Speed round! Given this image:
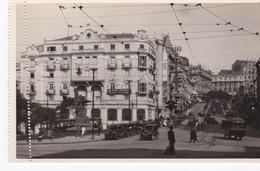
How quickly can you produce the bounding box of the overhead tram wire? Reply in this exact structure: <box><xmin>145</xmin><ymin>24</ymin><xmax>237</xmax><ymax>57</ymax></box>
<box><xmin>54</xmin><ymin>4</ymin><xmax>72</xmax><ymax>54</ymax></box>
<box><xmin>17</xmin><ymin>4</ymin><xmax>240</xmax><ymax>20</ymax></box>
<box><xmin>198</xmin><ymin>3</ymin><xmax>259</xmax><ymax>36</ymax></box>
<box><xmin>170</xmin><ymin>3</ymin><xmax>196</xmax><ymax>64</ymax></box>
<box><xmin>72</xmin><ymin>3</ymin><xmax>140</xmax><ymax>53</ymax></box>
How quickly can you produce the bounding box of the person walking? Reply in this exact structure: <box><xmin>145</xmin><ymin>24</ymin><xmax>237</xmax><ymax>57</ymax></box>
<box><xmin>190</xmin><ymin>127</ymin><xmax>197</xmax><ymax>143</ymax></box>
<box><xmin>164</xmin><ymin>125</ymin><xmax>176</xmax><ymax>155</ymax></box>
<box><xmin>75</xmin><ymin>125</ymin><xmax>81</xmax><ymax>137</ymax></box>
<box><xmin>81</xmin><ymin>126</ymin><xmax>86</xmax><ymax>138</ymax></box>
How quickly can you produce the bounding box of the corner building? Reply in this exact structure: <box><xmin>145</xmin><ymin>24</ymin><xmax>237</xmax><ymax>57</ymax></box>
<box><xmin>20</xmin><ymin>29</ymin><xmax>157</xmax><ymax>128</ymax></box>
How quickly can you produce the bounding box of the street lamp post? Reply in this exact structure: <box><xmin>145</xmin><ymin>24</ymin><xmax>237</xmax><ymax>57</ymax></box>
<box><xmin>90</xmin><ymin>68</ymin><xmax>97</xmax><ymax>139</ymax></box>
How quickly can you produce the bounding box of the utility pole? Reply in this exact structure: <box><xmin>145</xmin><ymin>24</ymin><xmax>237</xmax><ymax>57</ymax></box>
<box><xmin>90</xmin><ymin>68</ymin><xmax>97</xmax><ymax>139</ymax></box>
<box><xmin>128</xmin><ymin>80</ymin><xmax>132</xmax><ymax>122</ymax></box>
<box><xmin>255</xmin><ymin>58</ymin><xmax>260</xmax><ymax>129</ymax></box>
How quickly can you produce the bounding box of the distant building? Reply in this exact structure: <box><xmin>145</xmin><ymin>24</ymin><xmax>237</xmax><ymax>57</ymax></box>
<box><xmin>16</xmin><ymin>62</ymin><xmax>21</xmax><ymax>91</ymax></box>
<box><xmin>189</xmin><ymin>65</ymin><xmax>213</xmax><ymax>96</ymax></box>
<box><xmin>19</xmin><ymin>29</ymin><xmax>157</xmax><ymax>127</ymax></box>
<box><xmin>211</xmin><ymin>60</ymin><xmax>257</xmax><ymax>95</ymax></box>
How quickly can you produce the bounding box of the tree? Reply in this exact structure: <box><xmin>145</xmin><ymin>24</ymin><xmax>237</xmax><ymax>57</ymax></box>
<box><xmin>206</xmin><ymin>90</ymin><xmax>232</xmax><ymax>101</ymax></box>
<box><xmin>56</xmin><ymin>97</ymin><xmax>75</xmax><ymax>119</ymax></box>
<box><xmin>16</xmin><ymin>89</ymin><xmax>27</xmax><ymax>132</ymax></box>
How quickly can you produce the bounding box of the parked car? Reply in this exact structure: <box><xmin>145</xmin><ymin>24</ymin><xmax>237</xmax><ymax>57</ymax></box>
<box><xmin>224</xmin><ymin>118</ymin><xmax>246</xmax><ymax>140</ymax></box>
<box><xmin>221</xmin><ymin>117</ymin><xmax>233</xmax><ymax>129</ymax></box>
<box><xmin>207</xmin><ymin>116</ymin><xmax>218</xmax><ymax>124</ymax></box>
<box><xmin>140</xmin><ymin>124</ymin><xmax>159</xmax><ymax>140</ymax></box>
<box><xmin>104</xmin><ymin>124</ymin><xmax>124</xmax><ymax>140</ymax></box>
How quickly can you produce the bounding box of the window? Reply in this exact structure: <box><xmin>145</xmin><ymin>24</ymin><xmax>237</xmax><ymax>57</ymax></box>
<box><xmin>110</xmin><ymin>56</ymin><xmax>116</xmax><ymax>63</ymax></box>
<box><xmin>110</xmin><ymin>83</ymin><xmax>115</xmax><ymax>90</ymax></box>
<box><xmin>110</xmin><ymin>71</ymin><xmax>115</xmax><ymax>77</ymax></box>
<box><xmin>30</xmin><ymin>84</ymin><xmax>35</xmax><ymax>92</ymax></box>
<box><xmin>125</xmin><ymin>44</ymin><xmax>130</xmax><ymax>49</ymax></box>
<box><xmin>138</xmin><ymin>83</ymin><xmax>147</xmax><ymax>93</ymax></box>
<box><xmin>110</xmin><ymin>44</ymin><xmax>115</xmax><ymax>50</ymax></box>
<box><xmin>30</xmin><ymin>72</ymin><xmax>34</xmax><ymax>79</ymax></box>
<box><xmin>63</xmin><ymin>84</ymin><xmax>68</xmax><ymax>90</ymax></box>
<box><xmin>122</xmin><ymin>109</ymin><xmax>131</xmax><ymax>121</ymax></box>
<box><xmin>49</xmin><ymin>95</ymin><xmax>54</xmax><ymax>101</ymax></box>
<box><xmin>94</xmin><ymin>45</ymin><xmax>99</xmax><ymax>50</ymax></box>
<box><xmin>92</xmin><ymin>56</ymin><xmax>97</xmax><ymax>64</ymax></box>
<box><xmin>138</xmin><ymin>56</ymin><xmax>147</xmax><ymax>67</ymax></box>
<box><xmin>79</xmin><ymin>45</ymin><xmax>84</xmax><ymax>50</ymax></box>
<box><xmin>85</xmin><ymin>56</ymin><xmax>90</xmax><ymax>65</ymax></box>
<box><xmin>47</xmin><ymin>46</ymin><xmax>56</xmax><ymax>52</ymax></box>
<box><xmin>140</xmin><ymin>44</ymin><xmax>144</xmax><ymax>49</ymax></box>
<box><xmin>91</xmin><ymin>109</ymin><xmax>101</xmax><ymax>118</ymax></box>
<box><xmin>124</xmin><ymin>95</ymin><xmax>129</xmax><ymax>100</ymax></box>
<box><xmin>125</xmin><ymin>70</ymin><xmax>130</xmax><ymax>76</ymax></box>
<box><xmin>137</xmin><ymin>109</ymin><xmax>145</xmax><ymax>121</ymax></box>
<box><xmin>63</xmin><ymin>46</ymin><xmax>68</xmax><ymax>51</ymax></box>
<box><xmin>108</xmin><ymin>109</ymin><xmax>117</xmax><ymax>121</ymax></box>
<box><xmin>49</xmin><ymin>57</ymin><xmax>54</xmax><ymax>61</ymax></box>
<box><xmin>125</xmin><ymin>82</ymin><xmax>129</xmax><ymax>89</ymax></box>
<box><xmin>49</xmin><ymin>84</ymin><xmax>54</xmax><ymax>90</ymax></box>
<box><xmin>50</xmin><ymin>72</ymin><xmax>54</xmax><ymax>78</ymax></box>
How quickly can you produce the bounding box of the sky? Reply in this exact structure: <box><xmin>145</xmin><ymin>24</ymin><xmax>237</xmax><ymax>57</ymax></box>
<box><xmin>16</xmin><ymin>3</ymin><xmax>260</xmax><ymax>74</ymax></box>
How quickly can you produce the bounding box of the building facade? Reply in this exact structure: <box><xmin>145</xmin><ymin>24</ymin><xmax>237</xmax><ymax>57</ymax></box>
<box><xmin>19</xmin><ymin>29</ymin><xmax>157</xmax><ymax>127</ymax></box>
<box><xmin>211</xmin><ymin>60</ymin><xmax>257</xmax><ymax>95</ymax></box>
<box><xmin>189</xmin><ymin>65</ymin><xmax>213</xmax><ymax>96</ymax></box>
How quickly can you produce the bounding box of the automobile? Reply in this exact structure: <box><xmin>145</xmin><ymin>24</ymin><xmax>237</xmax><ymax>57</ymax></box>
<box><xmin>188</xmin><ymin>116</ymin><xmax>196</xmax><ymax>127</ymax></box>
<box><xmin>207</xmin><ymin>116</ymin><xmax>218</xmax><ymax>124</ymax></box>
<box><xmin>140</xmin><ymin>124</ymin><xmax>159</xmax><ymax>140</ymax></box>
<box><xmin>104</xmin><ymin>124</ymin><xmax>124</xmax><ymax>140</ymax></box>
<box><xmin>121</xmin><ymin>123</ymin><xmax>133</xmax><ymax>137</ymax></box>
<box><xmin>221</xmin><ymin>117</ymin><xmax>233</xmax><ymax>129</ymax></box>
<box><xmin>224</xmin><ymin>118</ymin><xmax>246</xmax><ymax>140</ymax></box>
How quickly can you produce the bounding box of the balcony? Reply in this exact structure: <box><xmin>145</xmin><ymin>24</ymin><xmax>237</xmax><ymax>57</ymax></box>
<box><xmin>60</xmin><ymin>89</ymin><xmax>69</xmax><ymax>95</ymax></box>
<box><xmin>46</xmin><ymin>63</ymin><xmax>56</xmax><ymax>71</ymax></box>
<box><xmin>29</xmin><ymin>90</ymin><xmax>36</xmax><ymax>95</ymax></box>
<box><xmin>60</xmin><ymin>63</ymin><xmax>69</xmax><ymax>70</ymax></box>
<box><xmin>72</xmin><ymin>48</ymin><xmax>104</xmax><ymax>53</ymax></box>
<box><xmin>138</xmin><ymin>48</ymin><xmax>147</xmax><ymax>52</ymax></box>
<box><xmin>46</xmin><ymin>89</ymin><xmax>55</xmax><ymax>95</ymax></box>
<box><xmin>122</xmin><ymin>63</ymin><xmax>132</xmax><ymax>69</ymax></box>
<box><xmin>107</xmin><ymin>62</ymin><xmax>117</xmax><ymax>70</ymax></box>
<box><xmin>138</xmin><ymin>65</ymin><xmax>147</xmax><ymax>70</ymax></box>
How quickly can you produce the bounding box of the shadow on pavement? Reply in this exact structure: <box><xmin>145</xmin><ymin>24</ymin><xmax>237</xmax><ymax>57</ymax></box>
<box><xmin>33</xmin><ymin>147</ymin><xmax>260</xmax><ymax>159</ymax></box>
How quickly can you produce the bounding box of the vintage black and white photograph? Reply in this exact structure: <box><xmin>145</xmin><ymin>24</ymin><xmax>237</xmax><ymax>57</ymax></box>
<box><xmin>14</xmin><ymin>1</ymin><xmax>260</xmax><ymax>159</ymax></box>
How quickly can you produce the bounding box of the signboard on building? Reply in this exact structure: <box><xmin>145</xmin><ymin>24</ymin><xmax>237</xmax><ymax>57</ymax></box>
<box><xmin>162</xmin><ymin>47</ymin><xmax>168</xmax><ymax>82</ymax></box>
<box><xmin>107</xmin><ymin>89</ymin><xmax>131</xmax><ymax>95</ymax></box>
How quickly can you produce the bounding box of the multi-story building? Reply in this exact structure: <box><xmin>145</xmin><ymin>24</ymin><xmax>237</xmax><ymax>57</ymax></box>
<box><xmin>19</xmin><ymin>29</ymin><xmax>157</xmax><ymax>128</ymax></box>
<box><xmin>16</xmin><ymin>62</ymin><xmax>21</xmax><ymax>91</ymax></box>
<box><xmin>211</xmin><ymin>60</ymin><xmax>257</xmax><ymax>95</ymax></box>
<box><xmin>189</xmin><ymin>65</ymin><xmax>213</xmax><ymax>96</ymax></box>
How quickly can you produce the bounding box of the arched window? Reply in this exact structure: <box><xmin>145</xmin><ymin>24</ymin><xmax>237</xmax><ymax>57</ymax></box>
<box><xmin>137</xmin><ymin>109</ymin><xmax>145</xmax><ymax>121</ymax></box>
<box><xmin>108</xmin><ymin>109</ymin><xmax>117</xmax><ymax>121</ymax></box>
<box><xmin>122</xmin><ymin>109</ymin><xmax>132</xmax><ymax>121</ymax></box>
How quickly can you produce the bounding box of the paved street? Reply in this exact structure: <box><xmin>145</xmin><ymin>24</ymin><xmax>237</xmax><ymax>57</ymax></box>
<box><xmin>17</xmin><ymin>103</ymin><xmax>260</xmax><ymax>158</ymax></box>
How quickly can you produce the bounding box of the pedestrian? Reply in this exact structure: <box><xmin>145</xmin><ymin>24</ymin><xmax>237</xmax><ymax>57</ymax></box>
<box><xmin>81</xmin><ymin>126</ymin><xmax>86</xmax><ymax>138</ymax></box>
<box><xmin>38</xmin><ymin>128</ymin><xmax>44</xmax><ymax>142</ymax></box>
<box><xmin>190</xmin><ymin>127</ymin><xmax>197</xmax><ymax>143</ymax></box>
<box><xmin>164</xmin><ymin>125</ymin><xmax>176</xmax><ymax>155</ymax></box>
<box><xmin>76</xmin><ymin>125</ymin><xmax>81</xmax><ymax>137</ymax></box>
<box><xmin>97</xmin><ymin>122</ymin><xmax>101</xmax><ymax>136</ymax></box>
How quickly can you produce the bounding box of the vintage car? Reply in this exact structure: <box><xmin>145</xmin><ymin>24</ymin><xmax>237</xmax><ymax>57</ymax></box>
<box><xmin>207</xmin><ymin>116</ymin><xmax>218</xmax><ymax>124</ymax></box>
<box><xmin>188</xmin><ymin>116</ymin><xmax>196</xmax><ymax>127</ymax></box>
<box><xmin>140</xmin><ymin>124</ymin><xmax>159</xmax><ymax>140</ymax></box>
<box><xmin>224</xmin><ymin>118</ymin><xmax>246</xmax><ymax>140</ymax></box>
<box><xmin>221</xmin><ymin>117</ymin><xmax>233</xmax><ymax>129</ymax></box>
<box><xmin>104</xmin><ymin>124</ymin><xmax>124</xmax><ymax>140</ymax></box>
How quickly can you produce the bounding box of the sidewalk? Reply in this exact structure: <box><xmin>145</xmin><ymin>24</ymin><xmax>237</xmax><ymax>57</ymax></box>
<box><xmin>17</xmin><ymin>134</ymin><xmax>105</xmax><ymax>145</ymax></box>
